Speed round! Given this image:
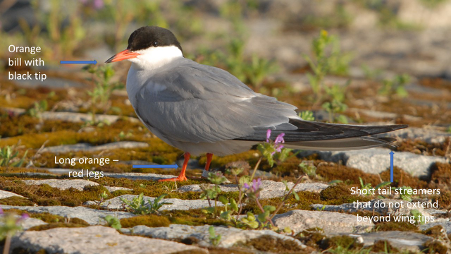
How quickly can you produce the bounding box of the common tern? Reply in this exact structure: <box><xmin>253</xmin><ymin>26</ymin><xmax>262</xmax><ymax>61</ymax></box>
<box><xmin>106</xmin><ymin>26</ymin><xmax>407</xmax><ymax>181</ymax></box>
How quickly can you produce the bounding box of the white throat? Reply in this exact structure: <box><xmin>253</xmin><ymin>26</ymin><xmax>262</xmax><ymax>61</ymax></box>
<box><xmin>128</xmin><ymin>45</ymin><xmax>183</xmax><ymax>71</ymax></box>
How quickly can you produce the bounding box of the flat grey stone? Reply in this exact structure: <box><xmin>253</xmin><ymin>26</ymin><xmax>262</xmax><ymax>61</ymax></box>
<box><xmin>272</xmin><ymin>210</ymin><xmax>374</xmax><ymax>235</ymax></box>
<box><xmin>299</xmin><ymin>148</ymin><xmax>447</xmax><ymax>179</ymax></box>
<box><xmin>11</xmin><ymin>226</ymin><xmax>206</xmax><ymax>254</ymax></box>
<box><xmin>1</xmin><ymin>205</ymin><xmax>134</xmax><ymax>225</ymax></box>
<box><xmin>420</xmin><ymin>221</ymin><xmax>451</xmax><ymax>234</ymax></box>
<box><xmin>127</xmin><ymin>224</ymin><xmax>305</xmax><ymax>249</ymax></box>
<box><xmin>22</xmin><ymin>179</ymin><xmax>131</xmax><ymax>193</ymax></box>
<box><xmin>259</xmin><ymin>181</ymin><xmax>328</xmax><ymax>199</ymax></box>
<box><xmin>357</xmin><ymin>231</ymin><xmax>433</xmax><ymax>252</ymax></box>
<box><xmin>0</xmin><ymin>215</ymin><xmax>47</xmax><ymax>230</ymax></box>
<box><xmin>0</xmin><ymin>190</ymin><xmax>25</xmax><ymax>199</ymax></box>
<box><xmin>20</xmin><ymin>217</ymin><xmax>47</xmax><ymax>230</ymax></box>
<box><xmin>311</xmin><ymin>199</ymin><xmax>433</xmax><ymax>219</ymax></box>
<box><xmin>1</xmin><ymin>107</ymin><xmax>139</xmax><ymax>123</ymax></box>
<box><xmin>23</xmin><ymin>179</ymin><xmax>98</xmax><ymax>191</ymax></box>
<box><xmin>100</xmin><ymin>194</ymin><xmax>214</xmax><ymax>211</ymax></box>
<box><xmin>177</xmin><ymin>184</ymin><xmax>238</xmax><ymax>193</ymax></box>
<box><xmin>178</xmin><ymin>180</ymin><xmax>328</xmax><ymax>200</ymax></box>
<box><xmin>104</xmin><ymin>186</ymin><xmax>132</xmax><ymax>192</ymax></box>
<box><xmin>41</xmin><ymin>141</ymin><xmax>149</xmax><ymax>154</ymax></box>
<box><xmin>25</xmin><ymin>169</ymin><xmax>178</xmax><ymax>181</ymax></box>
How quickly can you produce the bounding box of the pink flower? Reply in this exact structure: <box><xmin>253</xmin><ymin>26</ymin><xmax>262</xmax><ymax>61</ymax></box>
<box><xmin>93</xmin><ymin>0</ymin><xmax>104</xmax><ymax>9</ymax></box>
<box><xmin>275</xmin><ymin>133</ymin><xmax>285</xmax><ymax>144</ymax></box>
<box><xmin>244</xmin><ymin>178</ymin><xmax>262</xmax><ymax>192</ymax></box>
<box><xmin>266</xmin><ymin>129</ymin><xmax>271</xmax><ymax>143</ymax></box>
<box><xmin>265</xmin><ymin>129</ymin><xmax>286</xmax><ymax>155</ymax></box>
<box><xmin>19</xmin><ymin>213</ymin><xmax>29</xmax><ymax>221</ymax></box>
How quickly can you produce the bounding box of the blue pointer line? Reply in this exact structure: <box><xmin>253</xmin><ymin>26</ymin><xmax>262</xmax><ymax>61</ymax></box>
<box><xmin>133</xmin><ymin>164</ymin><xmax>178</xmax><ymax>169</ymax></box>
<box><xmin>390</xmin><ymin>151</ymin><xmax>394</xmax><ymax>182</ymax></box>
<box><xmin>60</xmin><ymin>60</ymin><xmax>97</xmax><ymax>64</ymax></box>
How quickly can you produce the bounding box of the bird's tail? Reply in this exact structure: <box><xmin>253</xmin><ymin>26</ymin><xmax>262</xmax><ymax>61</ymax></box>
<box><xmin>281</xmin><ymin>119</ymin><xmax>406</xmax><ymax>151</ymax></box>
<box><xmin>237</xmin><ymin>118</ymin><xmax>407</xmax><ymax>151</ymax></box>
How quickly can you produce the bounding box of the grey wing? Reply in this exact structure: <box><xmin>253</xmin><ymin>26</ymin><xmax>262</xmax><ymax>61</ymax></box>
<box><xmin>134</xmin><ymin>59</ymin><xmax>299</xmax><ymax>143</ymax></box>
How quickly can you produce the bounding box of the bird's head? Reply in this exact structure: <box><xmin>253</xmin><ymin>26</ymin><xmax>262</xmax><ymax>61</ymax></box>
<box><xmin>105</xmin><ymin>26</ymin><xmax>183</xmax><ymax>69</ymax></box>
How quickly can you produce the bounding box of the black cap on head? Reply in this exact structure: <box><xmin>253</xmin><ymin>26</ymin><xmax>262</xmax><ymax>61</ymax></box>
<box><xmin>127</xmin><ymin>26</ymin><xmax>183</xmax><ymax>53</ymax></box>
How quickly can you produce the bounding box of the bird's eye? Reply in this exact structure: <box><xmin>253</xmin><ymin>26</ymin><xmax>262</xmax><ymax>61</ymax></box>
<box><xmin>153</xmin><ymin>41</ymin><xmax>158</xmax><ymax>46</ymax></box>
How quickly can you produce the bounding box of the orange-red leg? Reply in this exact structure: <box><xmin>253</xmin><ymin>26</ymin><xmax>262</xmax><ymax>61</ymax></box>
<box><xmin>159</xmin><ymin>152</ymin><xmax>190</xmax><ymax>182</ymax></box>
<box><xmin>201</xmin><ymin>153</ymin><xmax>214</xmax><ymax>178</ymax></box>
<box><xmin>205</xmin><ymin>153</ymin><xmax>213</xmax><ymax>171</ymax></box>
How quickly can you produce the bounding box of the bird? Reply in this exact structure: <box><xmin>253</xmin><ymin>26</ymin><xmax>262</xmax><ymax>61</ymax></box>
<box><xmin>106</xmin><ymin>26</ymin><xmax>407</xmax><ymax>182</ymax></box>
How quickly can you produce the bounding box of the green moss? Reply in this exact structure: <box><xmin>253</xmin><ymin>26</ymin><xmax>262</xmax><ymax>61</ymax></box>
<box><xmin>320</xmin><ymin>184</ymin><xmax>371</xmax><ymax>204</ymax></box>
<box><xmin>370</xmin><ymin>240</ymin><xmax>398</xmax><ymax>253</ymax></box>
<box><xmin>0</xmin><ymin>178</ymin><xmax>109</xmax><ymax>206</ymax></box>
<box><xmin>243</xmin><ymin>191</ymin><xmax>321</xmax><ymax>215</ymax></box>
<box><xmin>243</xmin><ymin>235</ymin><xmax>307</xmax><ymax>253</ymax></box>
<box><xmin>319</xmin><ymin>235</ymin><xmax>363</xmax><ymax>250</ymax></box>
<box><xmin>0</xmin><ymin>196</ymin><xmax>35</xmax><ymax>206</ymax></box>
<box><xmin>11</xmin><ymin>247</ymin><xmax>49</xmax><ymax>254</ymax></box>
<box><xmin>28</xmin><ymin>222</ymin><xmax>88</xmax><ymax>231</ymax></box>
<box><xmin>30</xmin><ymin>213</ymin><xmax>64</xmax><ymax>223</ymax></box>
<box><xmin>265</xmin><ymin>156</ymin><xmax>302</xmax><ymax>177</ymax></box>
<box><xmin>0</xmin><ymin>113</ymin><xmax>39</xmax><ymax>137</ymax></box>
<box><xmin>436</xmin><ymin>191</ymin><xmax>451</xmax><ymax>209</ymax></box>
<box><xmin>205</xmin><ymin>247</ymin><xmax>253</xmax><ymax>254</ymax></box>
<box><xmin>375</xmin><ymin>221</ymin><xmax>418</xmax><ymax>232</ymax></box>
<box><xmin>120</xmin><ymin>214</ymin><xmax>170</xmax><ymax>228</ymax></box>
<box><xmin>380</xmin><ymin>167</ymin><xmax>428</xmax><ymax>189</ymax></box>
<box><xmin>422</xmin><ymin>225</ymin><xmax>446</xmax><ymax>238</ymax></box>
<box><xmin>163</xmin><ymin>209</ymin><xmax>229</xmax><ymax>227</ymax></box>
<box><xmin>92</xmin><ymin>176</ymin><xmax>237</xmax><ymax>200</ymax></box>
<box><xmin>295</xmin><ymin>228</ymin><xmax>326</xmax><ymax>248</ymax></box>
<box><xmin>423</xmin><ymin>240</ymin><xmax>448</xmax><ymax>254</ymax></box>
<box><xmin>316</xmin><ymin>163</ymin><xmax>381</xmax><ymax>186</ymax></box>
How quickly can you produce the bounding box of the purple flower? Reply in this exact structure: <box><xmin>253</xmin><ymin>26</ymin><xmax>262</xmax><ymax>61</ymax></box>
<box><xmin>19</xmin><ymin>213</ymin><xmax>29</xmax><ymax>221</ymax></box>
<box><xmin>93</xmin><ymin>0</ymin><xmax>104</xmax><ymax>9</ymax></box>
<box><xmin>275</xmin><ymin>133</ymin><xmax>285</xmax><ymax>144</ymax></box>
<box><xmin>244</xmin><ymin>178</ymin><xmax>262</xmax><ymax>192</ymax></box>
<box><xmin>0</xmin><ymin>206</ymin><xmax>3</xmax><ymax>215</ymax></box>
<box><xmin>80</xmin><ymin>0</ymin><xmax>104</xmax><ymax>10</ymax></box>
<box><xmin>251</xmin><ymin>178</ymin><xmax>262</xmax><ymax>191</ymax></box>
<box><xmin>265</xmin><ymin>129</ymin><xmax>286</xmax><ymax>155</ymax></box>
<box><xmin>266</xmin><ymin>129</ymin><xmax>271</xmax><ymax>143</ymax></box>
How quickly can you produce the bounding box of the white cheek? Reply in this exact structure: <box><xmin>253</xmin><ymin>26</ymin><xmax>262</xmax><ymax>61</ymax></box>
<box><xmin>129</xmin><ymin>46</ymin><xmax>183</xmax><ymax>70</ymax></box>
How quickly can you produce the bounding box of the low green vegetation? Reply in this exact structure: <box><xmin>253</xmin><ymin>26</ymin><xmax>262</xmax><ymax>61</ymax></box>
<box><xmin>0</xmin><ymin>145</ymin><xmax>28</xmax><ymax>167</ymax></box>
<box><xmin>208</xmin><ymin>226</ymin><xmax>221</xmax><ymax>246</ymax></box>
<box><xmin>303</xmin><ymin>30</ymin><xmax>352</xmax><ymax>123</ymax></box>
<box><xmin>120</xmin><ymin>193</ymin><xmax>170</xmax><ymax>215</ymax></box>
<box><xmin>200</xmin><ymin>132</ymin><xmax>302</xmax><ymax>230</ymax></box>
<box><xmin>83</xmin><ymin>65</ymin><xmax>124</xmax><ymax>124</ymax></box>
<box><xmin>378</xmin><ymin>74</ymin><xmax>410</xmax><ymax>99</ymax></box>
<box><xmin>299</xmin><ymin>111</ymin><xmax>315</xmax><ymax>121</ymax></box>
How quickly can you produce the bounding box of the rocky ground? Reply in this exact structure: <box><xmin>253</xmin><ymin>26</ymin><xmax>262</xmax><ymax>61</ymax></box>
<box><xmin>1</xmin><ymin>0</ymin><xmax>451</xmax><ymax>253</ymax></box>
